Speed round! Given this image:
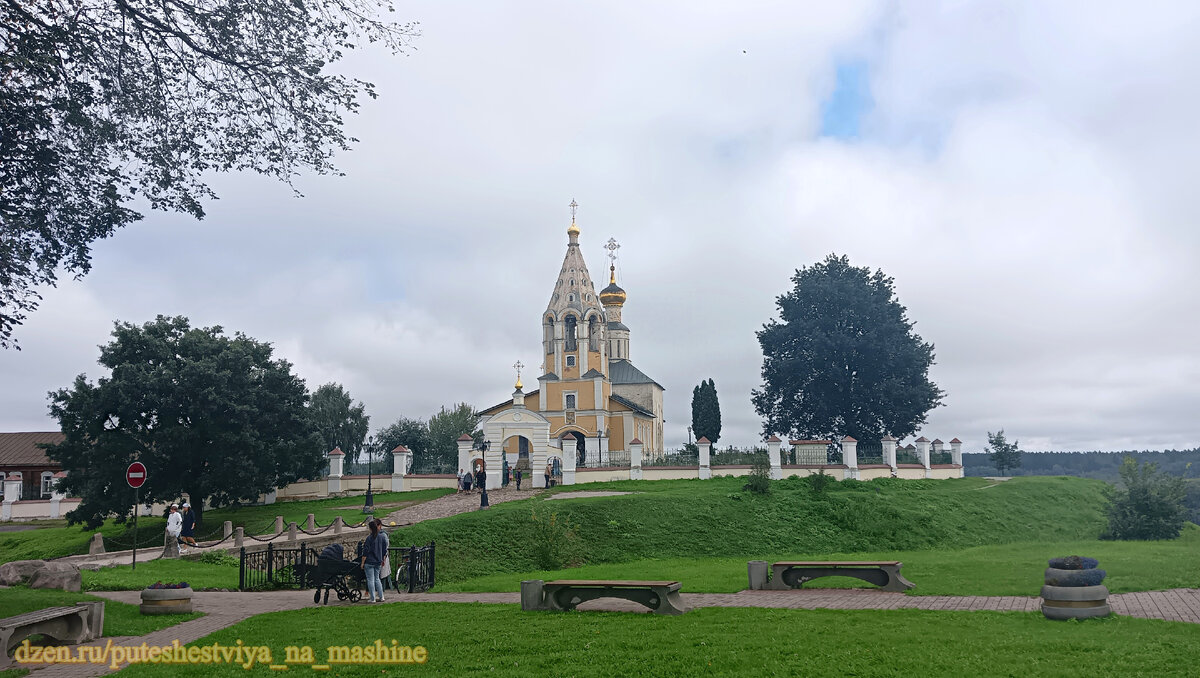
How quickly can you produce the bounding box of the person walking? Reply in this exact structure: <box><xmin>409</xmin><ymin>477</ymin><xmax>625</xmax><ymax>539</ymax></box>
<box><xmin>474</xmin><ymin>467</ymin><xmax>485</xmax><ymax>495</ymax></box>
<box><xmin>515</xmin><ymin>467</ymin><xmax>523</xmax><ymax>490</ymax></box>
<box><xmin>163</xmin><ymin>504</ymin><xmax>182</xmax><ymax>558</ymax></box>
<box><xmin>457</xmin><ymin>469</ymin><xmax>465</xmax><ymax>493</ymax></box>
<box><xmin>544</xmin><ymin>462</ymin><xmax>552</xmax><ymax>489</ymax></box>
<box><xmin>360</xmin><ymin>519</ymin><xmax>389</xmax><ymax>603</ymax></box>
<box><xmin>179</xmin><ymin>503</ymin><xmax>196</xmax><ymax>552</ymax></box>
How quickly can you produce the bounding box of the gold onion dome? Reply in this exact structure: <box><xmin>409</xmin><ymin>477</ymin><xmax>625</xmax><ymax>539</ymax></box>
<box><xmin>599</xmin><ymin>265</ymin><xmax>626</xmax><ymax>306</ymax></box>
<box><xmin>567</xmin><ymin>219</ymin><xmax>580</xmax><ymax>237</ymax></box>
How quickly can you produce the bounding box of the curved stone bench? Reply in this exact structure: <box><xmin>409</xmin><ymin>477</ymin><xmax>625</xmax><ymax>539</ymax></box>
<box><xmin>522</xmin><ymin>580</ymin><xmax>689</xmax><ymax>615</ymax></box>
<box><xmin>1</xmin><ymin>602</ymin><xmax>104</xmax><ymax>668</ymax></box>
<box><xmin>768</xmin><ymin>561</ymin><xmax>915</xmax><ymax>592</ymax></box>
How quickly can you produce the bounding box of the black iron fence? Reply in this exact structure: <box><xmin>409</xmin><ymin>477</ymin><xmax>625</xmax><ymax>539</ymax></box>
<box><xmin>643</xmin><ymin>449</ymin><xmax>699</xmax><ymax>467</ymax></box>
<box><xmin>785</xmin><ymin>443</ymin><xmax>842</xmax><ymax>465</ymax></box>
<box><xmin>930</xmin><ymin>451</ymin><xmax>953</xmax><ymax>465</ymax></box>
<box><xmin>855</xmin><ymin>440</ymin><xmax>884</xmax><ymax>465</ymax></box>
<box><xmin>896</xmin><ymin>448</ymin><xmax>921</xmax><ymax>465</ymax></box>
<box><xmin>577</xmin><ymin>449</ymin><xmax>631</xmax><ymax>469</ymax></box>
<box><xmin>710</xmin><ymin>448</ymin><xmax>769</xmax><ymax>466</ymax></box>
<box><xmin>239</xmin><ymin>540</ymin><xmax>436</xmax><ymax>593</ymax></box>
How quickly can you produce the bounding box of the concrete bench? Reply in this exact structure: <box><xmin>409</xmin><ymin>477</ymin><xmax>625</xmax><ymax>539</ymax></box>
<box><xmin>756</xmin><ymin>560</ymin><xmax>914</xmax><ymax>592</ymax></box>
<box><xmin>1</xmin><ymin>602</ymin><xmax>104</xmax><ymax>668</ymax></box>
<box><xmin>522</xmin><ymin>579</ymin><xmax>689</xmax><ymax>615</ymax></box>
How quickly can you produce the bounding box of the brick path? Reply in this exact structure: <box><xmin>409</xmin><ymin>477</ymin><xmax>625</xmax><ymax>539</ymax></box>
<box><xmin>19</xmin><ymin>587</ymin><xmax>1200</xmax><ymax>676</ymax></box>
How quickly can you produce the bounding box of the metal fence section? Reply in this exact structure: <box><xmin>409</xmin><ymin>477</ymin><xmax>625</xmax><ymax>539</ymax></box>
<box><xmin>643</xmin><ymin>449</ymin><xmax>699</xmax><ymax>467</ymax></box>
<box><xmin>410</xmin><ymin>458</ymin><xmax>456</xmax><ymax>475</ymax></box>
<box><xmin>239</xmin><ymin>540</ymin><xmax>436</xmax><ymax>592</ymax></box>
<box><xmin>896</xmin><ymin>448</ymin><xmax>921</xmax><ymax>465</ymax></box>
<box><xmin>930</xmin><ymin>451</ymin><xmax>953</xmax><ymax>465</ymax></box>
<box><xmin>389</xmin><ymin>542</ymin><xmax>436</xmax><ymax>593</ymax></box>
<box><xmin>786</xmin><ymin>443</ymin><xmax>842</xmax><ymax>465</ymax></box>
<box><xmin>238</xmin><ymin>543</ymin><xmax>316</xmax><ymax>591</ymax></box>
<box><xmin>710</xmin><ymin>448</ymin><xmax>769</xmax><ymax>466</ymax></box>
<box><xmin>576</xmin><ymin>449</ymin><xmax>631</xmax><ymax>469</ymax></box>
<box><xmin>855</xmin><ymin>440</ymin><xmax>884</xmax><ymax>465</ymax></box>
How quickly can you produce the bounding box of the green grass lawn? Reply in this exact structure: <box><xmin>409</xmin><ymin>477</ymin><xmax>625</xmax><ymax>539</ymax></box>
<box><xmin>0</xmin><ymin>587</ymin><xmax>201</xmax><ymax>636</ymax></box>
<box><xmin>0</xmin><ymin>487</ymin><xmax>454</xmax><ymax>564</ymax></box>
<box><xmin>112</xmin><ymin>602</ymin><xmax>1200</xmax><ymax>677</ymax></box>
<box><xmin>83</xmin><ymin>558</ymin><xmax>240</xmax><ymax>592</ymax></box>
<box><xmin>396</xmin><ymin>475</ymin><xmax>1113</xmax><ymax>584</ymax></box>
<box><xmin>442</xmin><ymin>523</ymin><xmax>1200</xmax><ymax>596</ymax></box>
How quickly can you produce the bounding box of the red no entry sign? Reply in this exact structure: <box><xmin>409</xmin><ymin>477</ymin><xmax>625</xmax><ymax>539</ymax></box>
<box><xmin>126</xmin><ymin>462</ymin><xmax>147</xmax><ymax>489</ymax></box>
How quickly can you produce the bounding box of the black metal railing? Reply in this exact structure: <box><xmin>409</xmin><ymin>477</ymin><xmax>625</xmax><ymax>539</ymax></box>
<box><xmin>410</xmin><ymin>459</ymin><xmax>456</xmax><ymax>475</ymax></box>
<box><xmin>390</xmin><ymin>542</ymin><xmax>436</xmax><ymax>593</ymax></box>
<box><xmin>930</xmin><ymin>451</ymin><xmax>953</xmax><ymax>465</ymax></box>
<box><xmin>855</xmin><ymin>440</ymin><xmax>884</xmax><ymax>465</ymax></box>
<box><xmin>238</xmin><ymin>542</ymin><xmax>317</xmax><ymax>591</ymax></box>
<box><xmin>643</xmin><ymin>449</ymin><xmax>699</xmax><ymax>467</ymax></box>
<box><xmin>896</xmin><ymin>448</ymin><xmax>921</xmax><ymax>465</ymax></box>
<box><xmin>786</xmin><ymin>443</ymin><xmax>841</xmax><ymax>465</ymax></box>
<box><xmin>239</xmin><ymin>540</ymin><xmax>436</xmax><ymax>593</ymax></box>
<box><xmin>710</xmin><ymin>448</ymin><xmax>769</xmax><ymax>466</ymax></box>
<box><xmin>576</xmin><ymin>449</ymin><xmax>631</xmax><ymax>468</ymax></box>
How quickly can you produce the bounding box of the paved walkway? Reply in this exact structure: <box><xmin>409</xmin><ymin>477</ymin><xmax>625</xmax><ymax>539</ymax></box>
<box><xmin>57</xmin><ymin>487</ymin><xmax>537</xmax><ymax>570</ymax></box>
<box><xmin>18</xmin><ymin>587</ymin><xmax>1200</xmax><ymax>676</ymax></box>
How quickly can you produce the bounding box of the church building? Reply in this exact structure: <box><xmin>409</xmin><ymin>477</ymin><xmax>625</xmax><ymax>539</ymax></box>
<box><xmin>474</xmin><ymin>206</ymin><xmax>664</xmax><ymax>486</ymax></box>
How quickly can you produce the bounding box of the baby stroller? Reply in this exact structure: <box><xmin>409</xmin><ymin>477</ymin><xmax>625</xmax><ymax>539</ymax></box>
<box><xmin>313</xmin><ymin>543</ymin><xmax>364</xmax><ymax>604</ymax></box>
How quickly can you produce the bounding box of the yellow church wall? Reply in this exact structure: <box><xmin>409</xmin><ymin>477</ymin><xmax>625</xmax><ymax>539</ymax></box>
<box><xmin>608</xmin><ymin>416</ymin><xmax>626</xmax><ymax>449</ymax></box>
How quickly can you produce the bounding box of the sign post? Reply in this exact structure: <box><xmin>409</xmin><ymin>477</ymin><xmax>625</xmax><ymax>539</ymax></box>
<box><xmin>126</xmin><ymin>462</ymin><xmax>147</xmax><ymax>570</ymax></box>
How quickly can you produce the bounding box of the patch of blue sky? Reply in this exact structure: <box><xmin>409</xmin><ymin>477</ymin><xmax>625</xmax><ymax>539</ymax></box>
<box><xmin>820</xmin><ymin>59</ymin><xmax>874</xmax><ymax>140</ymax></box>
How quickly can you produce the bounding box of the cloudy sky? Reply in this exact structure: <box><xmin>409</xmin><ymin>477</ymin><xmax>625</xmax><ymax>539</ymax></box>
<box><xmin>3</xmin><ymin>1</ymin><xmax>1199</xmax><ymax>453</ymax></box>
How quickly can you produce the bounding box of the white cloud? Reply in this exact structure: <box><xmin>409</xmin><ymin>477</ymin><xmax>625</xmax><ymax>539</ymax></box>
<box><xmin>3</xmin><ymin>1</ymin><xmax>1197</xmax><ymax>455</ymax></box>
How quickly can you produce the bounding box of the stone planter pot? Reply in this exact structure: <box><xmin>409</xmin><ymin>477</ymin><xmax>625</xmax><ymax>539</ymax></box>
<box><xmin>1041</xmin><ymin>584</ymin><xmax>1111</xmax><ymax>620</ymax></box>
<box><xmin>140</xmin><ymin>587</ymin><xmax>194</xmax><ymax>615</ymax></box>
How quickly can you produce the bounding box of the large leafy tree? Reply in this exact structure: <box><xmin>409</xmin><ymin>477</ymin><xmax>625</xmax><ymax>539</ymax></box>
<box><xmin>47</xmin><ymin>315</ymin><xmax>322</xmax><ymax>528</ymax></box>
<box><xmin>986</xmin><ymin>430</ymin><xmax>1023</xmax><ymax>476</ymax></box>
<box><xmin>0</xmin><ymin>0</ymin><xmax>417</xmax><ymax>348</ymax></box>
<box><xmin>426</xmin><ymin>403</ymin><xmax>480</xmax><ymax>468</ymax></box>
<box><xmin>752</xmin><ymin>254</ymin><xmax>944</xmax><ymax>443</ymax></box>
<box><xmin>376</xmin><ymin>416</ymin><xmax>430</xmax><ymax>463</ymax></box>
<box><xmin>309</xmin><ymin>383</ymin><xmax>370</xmax><ymax>464</ymax></box>
<box><xmin>690</xmin><ymin>378</ymin><xmax>722</xmax><ymax>444</ymax></box>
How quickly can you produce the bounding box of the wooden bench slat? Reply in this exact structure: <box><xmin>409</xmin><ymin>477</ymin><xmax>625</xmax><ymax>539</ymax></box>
<box><xmin>545</xmin><ymin>580</ymin><xmax>679</xmax><ymax>587</ymax></box>
<box><xmin>773</xmin><ymin>561</ymin><xmax>900</xmax><ymax>567</ymax></box>
<box><xmin>1</xmin><ymin>606</ymin><xmax>85</xmax><ymax>626</ymax></box>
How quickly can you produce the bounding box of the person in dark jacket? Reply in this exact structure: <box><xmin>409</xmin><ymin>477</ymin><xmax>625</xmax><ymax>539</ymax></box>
<box><xmin>179</xmin><ymin>503</ymin><xmax>196</xmax><ymax>552</ymax></box>
<box><xmin>360</xmin><ymin>520</ymin><xmax>389</xmax><ymax>603</ymax></box>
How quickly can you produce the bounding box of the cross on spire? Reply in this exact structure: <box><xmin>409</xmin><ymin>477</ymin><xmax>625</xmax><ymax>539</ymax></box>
<box><xmin>604</xmin><ymin>237</ymin><xmax>620</xmax><ymax>264</ymax></box>
<box><xmin>513</xmin><ymin>359</ymin><xmax>524</xmax><ymax>380</ymax></box>
<box><xmin>569</xmin><ymin>199</ymin><xmax>578</xmax><ymax>222</ymax></box>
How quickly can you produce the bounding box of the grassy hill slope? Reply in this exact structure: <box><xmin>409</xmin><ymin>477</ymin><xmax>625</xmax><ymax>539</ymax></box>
<box><xmin>397</xmin><ymin>475</ymin><xmax>1110</xmax><ymax>584</ymax></box>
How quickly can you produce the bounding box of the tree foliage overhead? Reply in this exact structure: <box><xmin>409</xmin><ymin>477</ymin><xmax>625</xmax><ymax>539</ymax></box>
<box><xmin>47</xmin><ymin>315</ymin><xmax>322</xmax><ymax>528</ymax></box>
<box><xmin>427</xmin><ymin>403</ymin><xmax>480</xmax><ymax>467</ymax></box>
<box><xmin>309</xmin><ymin>382</ymin><xmax>369</xmax><ymax>464</ymax></box>
<box><xmin>752</xmin><ymin>254</ymin><xmax>944</xmax><ymax>442</ymax></box>
<box><xmin>0</xmin><ymin>0</ymin><xmax>418</xmax><ymax>348</ymax></box>
<box><xmin>985</xmin><ymin>430</ymin><xmax>1023</xmax><ymax>477</ymax></box>
<box><xmin>690</xmin><ymin>378</ymin><xmax>722</xmax><ymax>444</ymax></box>
<box><xmin>1103</xmin><ymin>457</ymin><xmax>1189</xmax><ymax>540</ymax></box>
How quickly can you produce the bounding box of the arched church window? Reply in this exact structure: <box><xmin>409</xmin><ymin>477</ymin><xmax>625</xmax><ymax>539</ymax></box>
<box><xmin>570</xmin><ymin>279</ymin><xmax>575</xmax><ymax>286</ymax></box>
<box><xmin>568</xmin><ymin>294</ymin><xmax>575</xmax><ymax>303</ymax></box>
<box><xmin>545</xmin><ymin>317</ymin><xmax>555</xmax><ymax>345</ymax></box>
<box><xmin>588</xmin><ymin>316</ymin><xmax>599</xmax><ymax>351</ymax></box>
<box><xmin>564</xmin><ymin>315</ymin><xmax>577</xmax><ymax>351</ymax></box>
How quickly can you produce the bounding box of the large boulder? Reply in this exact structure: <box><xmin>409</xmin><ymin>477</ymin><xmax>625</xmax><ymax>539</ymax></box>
<box><xmin>0</xmin><ymin>559</ymin><xmax>46</xmax><ymax>585</ymax></box>
<box><xmin>28</xmin><ymin>561</ymin><xmax>83</xmax><ymax>592</ymax></box>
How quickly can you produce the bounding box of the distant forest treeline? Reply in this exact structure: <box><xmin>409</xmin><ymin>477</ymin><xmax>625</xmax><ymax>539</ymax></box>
<box><xmin>963</xmin><ymin>449</ymin><xmax>1200</xmax><ymax>480</ymax></box>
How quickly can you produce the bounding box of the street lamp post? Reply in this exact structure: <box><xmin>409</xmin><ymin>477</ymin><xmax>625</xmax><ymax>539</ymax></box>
<box><xmin>687</xmin><ymin>426</ymin><xmax>693</xmax><ymax>445</ymax></box>
<box><xmin>363</xmin><ymin>436</ymin><xmax>375</xmax><ymax>514</ymax></box>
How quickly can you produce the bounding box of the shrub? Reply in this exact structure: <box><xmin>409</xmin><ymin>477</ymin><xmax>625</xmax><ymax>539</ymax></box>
<box><xmin>806</xmin><ymin>469</ymin><xmax>835</xmax><ymax>494</ymax></box>
<box><xmin>529</xmin><ymin>509</ymin><xmax>577</xmax><ymax>570</ymax></box>
<box><xmin>199</xmin><ymin>550</ymin><xmax>239</xmax><ymax>567</ymax></box>
<box><xmin>1047</xmin><ymin>556</ymin><xmax>1099</xmax><ymax>570</ymax></box>
<box><xmin>743</xmin><ymin>456</ymin><xmax>771</xmax><ymax>495</ymax></box>
<box><xmin>1103</xmin><ymin>457</ymin><xmax>1188</xmax><ymax>540</ymax></box>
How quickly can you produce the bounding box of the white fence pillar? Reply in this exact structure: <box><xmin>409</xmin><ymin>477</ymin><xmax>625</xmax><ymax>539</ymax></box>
<box><xmin>49</xmin><ymin>472</ymin><xmax>68</xmax><ymax>518</ymax></box>
<box><xmin>767</xmin><ymin>436</ymin><xmax>782</xmax><ymax>480</ymax></box>
<box><xmin>456</xmin><ymin>436</ymin><xmax>475</xmax><ymax>478</ymax></box>
<box><xmin>916</xmin><ymin>437</ymin><xmax>932</xmax><ymax>478</ymax></box>
<box><xmin>629</xmin><ymin>439</ymin><xmax>644</xmax><ymax>480</ymax></box>
<box><xmin>391</xmin><ymin>444</ymin><xmax>410</xmax><ymax>492</ymax></box>
<box><xmin>697</xmin><ymin>437</ymin><xmax>712</xmax><ymax>480</ymax></box>
<box><xmin>2</xmin><ymin>473</ymin><xmax>22</xmax><ymax>520</ymax></box>
<box><xmin>327</xmin><ymin>447</ymin><xmax>345</xmax><ymax>494</ymax></box>
<box><xmin>882</xmin><ymin>436</ymin><xmax>898</xmax><ymax>470</ymax></box>
<box><xmin>950</xmin><ymin>438</ymin><xmax>963</xmax><ymax>466</ymax></box>
<box><xmin>841</xmin><ymin>436</ymin><xmax>859</xmax><ymax>480</ymax></box>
